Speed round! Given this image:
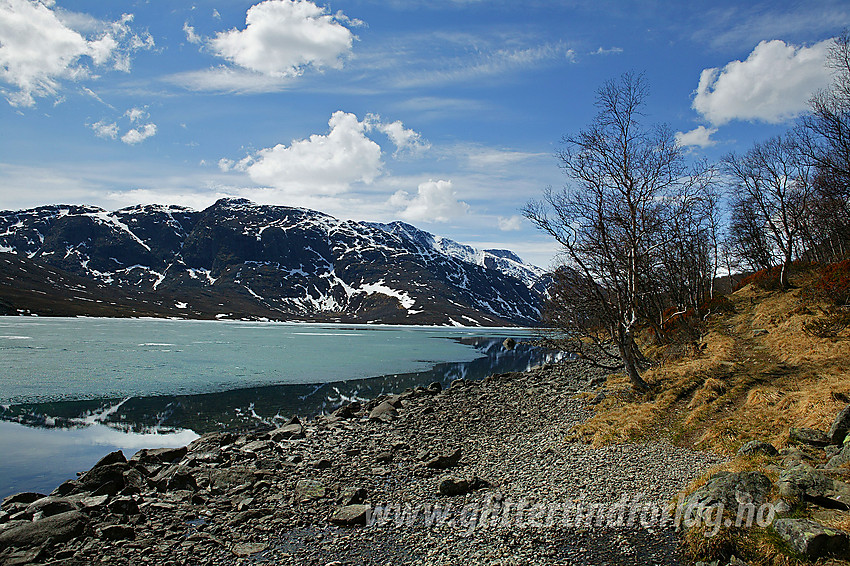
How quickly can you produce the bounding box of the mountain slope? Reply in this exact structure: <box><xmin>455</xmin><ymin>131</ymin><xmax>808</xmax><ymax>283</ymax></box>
<box><xmin>0</xmin><ymin>199</ymin><xmax>549</xmax><ymax>326</ymax></box>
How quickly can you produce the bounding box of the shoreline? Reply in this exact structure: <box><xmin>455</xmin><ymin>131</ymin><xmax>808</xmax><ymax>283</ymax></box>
<box><xmin>0</xmin><ymin>360</ymin><xmax>723</xmax><ymax>565</ymax></box>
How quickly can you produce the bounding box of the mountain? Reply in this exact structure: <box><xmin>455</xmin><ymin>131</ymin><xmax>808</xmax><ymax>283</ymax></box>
<box><xmin>0</xmin><ymin>199</ymin><xmax>549</xmax><ymax>326</ymax></box>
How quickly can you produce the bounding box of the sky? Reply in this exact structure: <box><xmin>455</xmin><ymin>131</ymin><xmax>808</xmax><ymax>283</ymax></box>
<box><xmin>1</xmin><ymin>0</ymin><xmax>848</xmax><ymax>268</ymax></box>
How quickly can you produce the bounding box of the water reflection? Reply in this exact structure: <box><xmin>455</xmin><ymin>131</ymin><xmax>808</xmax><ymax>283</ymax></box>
<box><xmin>1</xmin><ymin>337</ymin><xmax>558</xmax><ymax>435</ymax></box>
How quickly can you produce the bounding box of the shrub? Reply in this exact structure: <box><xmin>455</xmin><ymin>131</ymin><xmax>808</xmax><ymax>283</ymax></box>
<box><xmin>813</xmin><ymin>259</ymin><xmax>850</xmax><ymax>306</ymax></box>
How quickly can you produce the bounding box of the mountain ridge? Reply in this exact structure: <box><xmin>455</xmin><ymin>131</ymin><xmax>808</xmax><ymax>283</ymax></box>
<box><xmin>0</xmin><ymin>198</ymin><xmax>548</xmax><ymax>326</ymax></box>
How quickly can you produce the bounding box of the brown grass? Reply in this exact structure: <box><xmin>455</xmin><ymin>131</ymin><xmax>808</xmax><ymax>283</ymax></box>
<box><xmin>571</xmin><ymin>266</ymin><xmax>850</xmax><ymax>454</ymax></box>
<box><xmin>567</xmin><ymin>265</ymin><xmax>850</xmax><ymax>564</ymax></box>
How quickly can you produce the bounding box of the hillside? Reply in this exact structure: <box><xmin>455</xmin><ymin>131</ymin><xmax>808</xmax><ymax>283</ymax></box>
<box><xmin>0</xmin><ymin>199</ymin><xmax>548</xmax><ymax>326</ymax></box>
<box><xmin>570</xmin><ymin>263</ymin><xmax>850</xmax><ymax>564</ymax></box>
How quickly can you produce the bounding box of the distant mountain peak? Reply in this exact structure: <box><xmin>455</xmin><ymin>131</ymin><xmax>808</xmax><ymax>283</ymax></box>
<box><xmin>0</xmin><ymin>201</ymin><xmax>549</xmax><ymax>326</ymax></box>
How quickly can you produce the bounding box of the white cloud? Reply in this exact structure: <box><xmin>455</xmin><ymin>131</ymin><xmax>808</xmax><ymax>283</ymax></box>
<box><xmin>590</xmin><ymin>46</ymin><xmax>623</xmax><ymax>55</ymax></box>
<box><xmin>90</xmin><ymin>120</ymin><xmax>118</xmax><ymax>140</ymax></box>
<box><xmin>124</xmin><ymin>107</ymin><xmax>147</xmax><ymax>122</ymax></box>
<box><xmin>675</xmin><ymin>125</ymin><xmax>718</xmax><ymax>148</ymax></box>
<box><xmin>0</xmin><ymin>1</ymin><xmax>153</xmax><ymax>106</ymax></box>
<box><xmin>693</xmin><ymin>39</ymin><xmax>833</xmax><ymax>126</ymax></box>
<box><xmin>390</xmin><ymin>179</ymin><xmax>469</xmax><ymax>223</ymax></box>
<box><xmin>230</xmin><ymin>111</ymin><xmax>382</xmax><ymax>195</ymax></box>
<box><xmin>365</xmin><ymin>114</ymin><xmax>430</xmax><ymax>156</ymax></box>
<box><xmin>208</xmin><ymin>0</ymin><xmax>355</xmax><ymax>77</ymax></box>
<box><xmin>497</xmin><ymin>215</ymin><xmax>523</xmax><ymax>231</ymax></box>
<box><xmin>121</xmin><ymin>123</ymin><xmax>157</xmax><ymax>145</ymax></box>
<box><xmin>183</xmin><ymin>22</ymin><xmax>202</xmax><ymax>45</ymax></box>
<box><xmin>165</xmin><ymin>67</ymin><xmax>294</xmax><ymax>94</ymax></box>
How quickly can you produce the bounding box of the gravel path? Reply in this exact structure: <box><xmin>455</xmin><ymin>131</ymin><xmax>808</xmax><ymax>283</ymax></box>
<box><xmin>0</xmin><ymin>360</ymin><xmax>724</xmax><ymax>566</ymax></box>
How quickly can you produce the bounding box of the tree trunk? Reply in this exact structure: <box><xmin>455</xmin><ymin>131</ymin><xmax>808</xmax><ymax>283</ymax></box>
<box><xmin>780</xmin><ymin>246</ymin><xmax>793</xmax><ymax>289</ymax></box>
<box><xmin>617</xmin><ymin>326</ymin><xmax>650</xmax><ymax>391</ymax></box>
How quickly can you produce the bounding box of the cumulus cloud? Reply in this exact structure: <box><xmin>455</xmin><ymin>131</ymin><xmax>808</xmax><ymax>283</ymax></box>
<box><xmin>227</xmin><ymin>111</ymin><xmax>382</xmax><ymax>195</ymax></box>
<box><xmin>208</xmin><ymin>0</ymin><xmax>355</xmax><ymax>78</ymax></box>
<box><xmin>183</xmin><ymin>22</ymin><xmax>202</xmax><ymax>45</ymax></box>
<box><xmin>365</xmin><ymin>114</ymin><xmax>430</xmax><ymax>156</ymax></box>
<box><xmin>390</xmin><ymin>179</ymin><xmax>469</xmax><ymax>223</ymax></box>
<box><xmin>0</xmin><ymin>0</ymin><xmax>153</xmax><ymax>106</ymax></box>
<box><xmin>121</xmin><ymin>123</ymin><xmax>157</xmax><ymax>145</ymax></box>
<box><xmin>90</xmin><ymin>119</ymin><xmax>118</xmax><ymax>140</ymax></box>
<box><xmin>497</xmin><ymin>215</ymin><xmax>523</xmax><ymax>231</ymax></box>
<box><xmin>693</xmin><ymin>39</ymin><xmax>833</xmax><ymax>126</ymax></box>
<box><xmin>675</xmin><ymin>125</ymin><xmax>718</xmax><ymax>148</ymax></box>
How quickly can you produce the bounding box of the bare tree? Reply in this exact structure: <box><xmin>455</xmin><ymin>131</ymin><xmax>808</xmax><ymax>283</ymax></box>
<box><xmin>727</xmin><ymin>194</ymin><xmax>776</xmax><ymax>273</ymax></box>
<box><xmin>723</xmin><ymin>134</ymin><xmax>812</xmax><ymax>288</ymax></box>
<box><xmin>525</xmin><ymin>73</ymin><xmax>713</xmax><ymax>391</ymax></box>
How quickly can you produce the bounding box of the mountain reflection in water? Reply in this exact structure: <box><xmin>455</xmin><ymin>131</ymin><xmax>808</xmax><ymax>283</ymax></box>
<box><xmin>2</xmin><ymin>337</ymin><xmax>560</xmax><ymax>435</ymax></box>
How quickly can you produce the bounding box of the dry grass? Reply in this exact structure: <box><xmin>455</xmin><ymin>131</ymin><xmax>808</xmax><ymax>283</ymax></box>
<box><xmin>571</xmin><ymin>266</ymin><xmax>850</xmax><ymax>455</ymax></box>
<box><xmin>568</xmin><ymin>265</ymin><xmax>850</xmax><ymax>564</ymax></box>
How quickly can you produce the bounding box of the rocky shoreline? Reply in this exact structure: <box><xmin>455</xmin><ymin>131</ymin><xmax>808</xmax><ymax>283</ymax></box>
<box><xmin>0</xmin><ymin>359</ymin><xmax>724</xmax><ymax>565</ymax></box>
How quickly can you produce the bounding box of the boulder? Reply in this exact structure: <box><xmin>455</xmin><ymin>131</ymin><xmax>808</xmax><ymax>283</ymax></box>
<box><xmin>788</xmin><ymin>427</ymin><xmax>830</xmax><ymax>447</ymax></box>
<box><xmin>78</xmin><ymin>462</ymin><xmax>129</xmax><ymax>495</ymax></box>
<box><xmin>24</xmin><ymin>497</ymin><xmax>78</xmax><ymax>518</ymax></box>
<box><xmin>97</xmin><ymin>524</ymin><xmax>135</xmax><ymax>541</ymax></box>
<box><xmin>231</xmin><ymin>542</ymin><xmax>268</xmax><ymax>557</ymax></box>
<box><xmin>503</xmin><ymin>337</ymin><xmax>516</xmax><ymax>350</ymax></box>
<box><xmin>827</xmin><ymin>443</ymin><xmax>850</xmax><ymax>469</ymax></box>
<box><xmin>368</xmin><ymin>401</ymin><xmax>398</xmax><ymax>420</ymax></box>
<box><xmin>425</xmin><ymin>448</ymin><xmax>462</xmax><ymax>469</ymax></box>
<box><xmin>438</xmin><ymin>476</ymin><xmax>490</xmax><ymax>496</ymax></box>
<box><xmin>1</xmin><ymin>493</ymin><xmax>45</xmax><ymax>513</ymax></box>
<box><xmin>683</xmin><ymin>471</ymin><xmax>772</xmax><ymax>515</ymax></box>
<box><xmin>332</xmin><ymin>401</ymin><xmax>362</xmax><ymax>419</ymax></box>
<box><xmin>294</xmin><ymin>480</ymin><xmax>326</xmax><ymax>502</ymax></box>
<box><xmin>328</xmin><ymin>504</ymin><xmax>370</xmax><ymax>526</ymax></box>
<box><xmin>0</xmin><ymin>510</ymin><xmax>88</xmax><ymax>548</ymax></box>
<box><xmin>90</xmin><ymin>450</ymin><xmax>127</xmax><ymax>469</ymax></box>
<box><xmin>737</xmin><ymin>440</ymin><xmax>778</xmax><ymax>457</ymax></box>
<box><xmin>269</xmin><ymin>421</ymin><xmax>304</xmax><ymax>441</ymax></box>
<box><xmin>777</xmin><ymin>464</ymin><xmax>848</xmax><ymax>509</ymax></box>
<box><xmin>337</xmin><ymin>487</ymin><xmax>368</xmax><ymax>506</ymax></box>
<box><xmin>773</xmin><ymin>518</ymin><xmax>849</xmax><ymax>559</ymax></box>
<box><xmin>427</xmin><ymin>381</ymin><xmax>442</xmax><ymax>394</ymax></box>
<box><xmin>828</xmin><ymin>405</ymin><xmax>850</xmax><ymax>445</ymax></box>
<box><xmin>107</xmin><ymin>496</ymin><xmax>140</xmax><ymax>515</ymax></box>
<box><xmin>129</xmin><ymin>446</ymin><xmax>187</xmax><ymax>466</ymax></box>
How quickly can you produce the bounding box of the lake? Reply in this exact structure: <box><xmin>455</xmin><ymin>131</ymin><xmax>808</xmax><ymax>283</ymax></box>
<box><xmin>0</xmin><ymin>317</ymin><xmax>558</xmax><ymax>498</ymax></box>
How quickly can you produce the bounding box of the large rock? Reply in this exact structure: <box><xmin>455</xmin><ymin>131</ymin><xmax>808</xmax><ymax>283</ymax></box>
<box><xmin>269</xmin><ymin>420</ymin><xmax>304</xmax><ymax>441</ymax></box>
<box><xmin>777</xmin><ymin>464</ymin><xmax>849</xmax><ymax>509</ymax></box>
<box><xmin>438</xmin><ymin>476</ymin><xmax>490</xmax><ymax>496</ymax></box>
<box><xmin>737</xmin><ymin>440</ymin><xmax>778</xmax><ymax>457</ymax></box>
<box><xmin>294</xmin><ymin>480</ymin><xmax>326</xmax><ymax>502</ymax></box>
<box><xmin>788</xmin><ymin>427</ymin><xmax>830</xmax><ymax>447</ymax></box>
<box><xmin>24</xmin><ymin>497</ymin><xmax>78</xmax><ymax>518</ymax></box>
<box><xmin>129</xmin><ymin>446</ymin><xmax>187</xmax><ymax>466</ymax></box>
<box><xmin>1</xmin><ymin>493</ymin><xmax>44</xmax><ymax>513</ymax></box>
<box><xmin>328</xmin><ymin>504</ymin><xmax>370</xmax><ymax>526</ymax></box>
<box><xmin>827</xmin><ymin>443</ymin><xmax>850</xmax><ymax>469</ymax></box>
<box><xmin>773</xmin><ymin>518</ymin><xmax>850</xmax><ymax>558</ymax></box>
<box><xmin>368</xmin><ymin>401</ymin><xmax>398</xmax><ymax>420</ymax></box>
<box><xmin>78</xmin><ymin>462</ymin><xmax>129</xmax><ymax>495</ymax></box>
<box><xmin>828</xmin><ymin>405</ymin><xmax>850</xmax><ymax>445</ymax></box>
<box><xmin>0</xmin><ymin>510</ymin><xmax>88</xmax><ymax>548</ymax></box>
<box><xmin>425</xmin><ymin>448</ymin><xmax>462</xmax><ymax>469</ymax></box>
<box><xmin>683</xmin><ymin>471</ymin><xmax>772</xmax><ymax>516</ymax></box>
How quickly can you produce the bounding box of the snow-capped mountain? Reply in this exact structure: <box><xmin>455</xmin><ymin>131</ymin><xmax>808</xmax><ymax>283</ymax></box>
<box><xmin>0</xmin><ymin>199</ymin><xmax>549</xmax><ymax>326</ymax></box>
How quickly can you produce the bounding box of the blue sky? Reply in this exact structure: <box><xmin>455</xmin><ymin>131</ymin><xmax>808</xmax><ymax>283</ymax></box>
<box><xmin>1</xmin><ymin>0</ymin><xmax>848</xmax><ymax>267</ymax></box>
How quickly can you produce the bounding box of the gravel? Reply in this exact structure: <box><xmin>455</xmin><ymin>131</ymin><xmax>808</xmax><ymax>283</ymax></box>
<box><xmin>0</xmin><ymin>359</ymin><xmax>724</xmax><ymax>566</ymax></box>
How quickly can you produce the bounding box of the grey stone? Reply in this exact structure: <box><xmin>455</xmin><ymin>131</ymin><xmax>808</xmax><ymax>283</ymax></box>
<box><xmin>0</xmin><ymin>510</ymin><xmax>88</xmax><ymax>548</ymax></box>
<box><xmin>828</xmin><ymin>405</ymin><xmax>850</xmax><ymax>445</ymax></box>
<box><xmin>425</xmin><ymin>448</ymin><xmax>462</xmax><ymax>469</ymax></box>
<box><xmin>332</xmin><ymin>401</ymin><xmax>362</xmax><ymax>419</ymax></box>
<box><xmin>1</xmin><ymin>493</ymin><xmax>45</xmax><ymax>513</ymax></box>
<box><xmin>107</xmin><ymin>496</ymin><xmax>140</xmax><ymax>515</ymax></box>
<box><xmin>129</xmin><ymin>446</ymin><xmax>187</xmax><ymax>465</ymax></box>
<box><xmin>737</xmin><ymin>440</ymin><xmax>778</xmax><ymax>457</ymax></box>
<box><xmin>438</xmin><ymin>476</ymin><xmax>490</xmax><ymax>496</ymax></box>
<box><xmin>294</xmin><ymin>480</ymin><xmax>326</xmax><ymax>502</ymax></box>
<box><xmin>827</xmin><ymin>443</ymin><xmax>850</xmax><ymax>468</ymax></box>
<box><xmin>683</xmin><ymin>471</ymin><xmax>772</xmax><ymax>514</ymax></box>
<box><xmin>503</xmin><ymin>337</ymin><xmax>516</xmax><ymax>350</ymax></box>
<box><xmin>97</xmin><ymin>524</ymin><xmax>135</xmax><ymax>541</ymax></box>
<box><xmin>328</xmin><ymin>504</ymin><xmax>370</xmax><ymax>526</ymax></box>
<box><xmin>231</xmin><ymin>542</ymin><xmax>268</xmax><ymax>557</ymax></box>
<box><xmin>337</xmin><ymin>487</ymin><xmax>368</xmax><ymax>506</ymax></box>
<box><xmin>777</xmin><ymin>464</ymin><xmax>848</xmax><ymax>509</ymax></box>
<box><xmin>773</xmin><ymin>518</ymin><xmax>849</xmax><ymax>558</ymax></box>
<box><xmin>269</xmin><ymin>423</ymin><xmax>304</xmax><ymax>441</ymax></box>
<box><xmin>788</xmin><ymin>427</ymin><xmax>830</xmax><ymax>447</ymax></box>
<box><xmin>25</xmin><ymin>496</ymin><xmax>78</xmax><ymax>518</ymax></box>
<box><xmin>369</xmin><ymin>401</ymin><xmax>398</xmax><ymax>420</ymax></box>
